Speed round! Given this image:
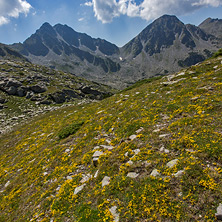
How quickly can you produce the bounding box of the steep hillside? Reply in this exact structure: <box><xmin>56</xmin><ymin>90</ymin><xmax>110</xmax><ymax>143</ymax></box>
<box><xmin>10</xmin><ymin>22</ymin><xmax>120</xmax><ymax>83</ymax></box>
<box><xmin>0</xmin><ymin>44</ymin><xmax>28</xmax><ymax>62</ymax></box>
<box><xmin>0</xmin><ymin>54</ymin><xmax>221</xmax><ymax>221</ymax></box>
<box><xmin>0</xmin><ymin>59</ymin><xmax>115</xmax><ymax>134</ymax></box>
<box><xmin>199</xmin><ymin>18</ymin><xmax>222</xmax><ymax>39</ymax></box>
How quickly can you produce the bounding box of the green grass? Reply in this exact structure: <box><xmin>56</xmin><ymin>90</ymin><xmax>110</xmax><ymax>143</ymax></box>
<box><xmin>0</xmin><ymin>56</ymin><xmax>222</xmax><ymax>221</ymax></box>
<box><xmin>58</xmin><ymin>121</ymin><xmax>85</xmax><ymax>139</ymax></box>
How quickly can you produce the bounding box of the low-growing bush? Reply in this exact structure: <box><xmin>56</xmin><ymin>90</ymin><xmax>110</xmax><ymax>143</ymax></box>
<box><xmin>212</xmin><ymin>48</ymin><xmax>222</xmax><ymax>58</ymax></box>
<box><xmin>58</xmin><ymin>121</ymin><xmax>84</xmax><ymax>139</ymax></box>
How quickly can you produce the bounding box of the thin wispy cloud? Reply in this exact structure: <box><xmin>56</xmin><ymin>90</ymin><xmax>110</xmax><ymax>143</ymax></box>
<box><xmin>84</xmin><ymin>0</ymin><xmax>222</xmax><ymax>23</ymax></box>
<box><xmin>0</xmin><ymin>0</ymin><xmax>32</xmax><ymax>25</ymax></box>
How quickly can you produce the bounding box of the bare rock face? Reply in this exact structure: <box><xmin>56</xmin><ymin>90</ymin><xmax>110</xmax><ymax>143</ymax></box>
<box><xmin>216</xmin><ymin>203</ymin><xmax>222</xmax><ymax>220</ymax></box>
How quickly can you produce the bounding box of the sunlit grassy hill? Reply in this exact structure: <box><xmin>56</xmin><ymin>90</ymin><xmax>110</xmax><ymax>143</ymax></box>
<box><xmin>0</xmin><ymin>55</ymin><xmax>222</xmax><ymax>221</ymax></box>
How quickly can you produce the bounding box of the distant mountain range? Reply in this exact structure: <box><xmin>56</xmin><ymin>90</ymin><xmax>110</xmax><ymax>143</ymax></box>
<box><xmin>9</xmin><ymin>15</ymin><xmax>222</xmax><ymax>88</ymax></box>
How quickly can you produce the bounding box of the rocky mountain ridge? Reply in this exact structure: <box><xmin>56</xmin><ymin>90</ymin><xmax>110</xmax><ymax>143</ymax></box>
<box><xmin>0</xmin><ymin>58</ymin><xmax>115</xmax><ymax>134</ymax></box>
<box><xmin>199</xmin><ymin>17</ymin><xmax>222</xmax><ymax>39</ymax></box>
<box><xmin>11</xmin><ymin>22</ymin><xmax>121</xmax><ymax>83</ymax></box>
<box><xmin>9</xmin><ymin>15</ymin><xmax>222</xmax><ymax>88</ymax></box>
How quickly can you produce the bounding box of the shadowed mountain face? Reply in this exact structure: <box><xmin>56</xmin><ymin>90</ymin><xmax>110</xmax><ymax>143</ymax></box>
<box><xmin>199</xmin><ymin>18</ymin><xmax>222</xmax><ymax>39</ymax></box>
<box><xmin>10</xmin><ymin>15</ymin><xmax>222</xmax><ymax>89</ymax></box>
<box><xmin>11</xmin><ymin>22</ymin><xmax>121</xmax><ymax>82</ymax></box>
<box><xmin>0</xmin><ymin>43</ymin><xmax>28</xmax><ymax>61</ymax></box>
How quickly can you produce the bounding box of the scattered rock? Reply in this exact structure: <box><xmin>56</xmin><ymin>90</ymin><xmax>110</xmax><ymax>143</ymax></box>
<box><xmin>109</xmin><ymin>206</ymin><xmax>119</xmax><ymax>222</ymax></box>
<box><xmin>102</xmin><ymin>176</ymin><xmax>110</xmax><ymax>187</ymax></box>
<box><xmin>127</xmin><ymin>172</ymin><xmax>139</xmax><ymax>178</ymax></box>
<box><xmin>129</xmin><ymin>135</ymin><xmax>137</xmax><ymax>140</ymax></box>
<box><xmin>127</xmin><ymin>160</ymin><xmax>133</xmax><ymax>166</ymax></box>
<box><xmin>150</xmin><ymin>169</ymin><xmax>160</xmax><ymax>177</ymax></box>
<box><xmin>191</xmin><ymin>96</ymin><xmax>199</xmax><ymax>102</ymax></box>
<box><xmin>166</xmin><ymin>159</ymin><xmax>178</xmax><ymax>168</ymax></box>
<box><xmin>74</xmin><ymin>184</ymin><xmax>86</xmax><ymax>195</ymax></box>
<box><xmin>5</xmin><ymin>181</ymin><xmax>10</xmax><ymax>188</ymax></box>
<box><xmin>136</xmin><ymin>127</ymin><xmax>144</xmax><ymax>134</ymax></box>
<box><xmin>215</xmin><ymin>203</ymin><xmax>222</xmax><ymax>220</ymax></box>
<box><xmin>93</xmin><ymin>150</ymin><xmax>103</xmax><ymax>158</ymax></box>
<box><xmin>94</xmin><ymin>170</ymin><xmax>99</xmax><ymax>178</ymax></box>
<box><xmin>101</xmin><ymin>145</ymin><xmax>114</xmax><ymax>150</ymax></box>
<box><xmin>66</xmin><ymin>176</ymin><xmax>73</xmax><ymax>180</ymax></box>
<box><xmin>133</xmin><ymin>149</ymin><xmax>140</xmax><ymax>155</ymax></box>
<box><xmin>160</xmin><ymin>146</ymin><xmax>169</xmax><ymax>153</ymax></box>
<box><xmin>80</xmin><ymin>174</ymin><xmax>92</xmax><ymax>183</ymax></box>
<box><xmin>30</xmin><ymin>85</ymin><xmax>47</xmax><ymax>93</ymax></box>
<box><xmin>159</xmin><ymin>134</ymin><xmax>170</xmax><ymax>138</ymax></box>
<box><xmin>7</xmin><ymin>86</ymin><xmax>17</xmax><ymax>95</ymax></box>
<box><xmin>173</xmin><ymin>170</ymin><xmax>184</xmax><ymax>177</ymax></box>
<box><xmin>0</xmin><ymin>98</ymin><xmax>6</xmax><ymax>103</ymax></box>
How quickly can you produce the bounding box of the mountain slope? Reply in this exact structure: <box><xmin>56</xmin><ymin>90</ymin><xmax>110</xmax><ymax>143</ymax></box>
<box><xmin>0</xmin><ymin>43</ymin><xmax>28</xmax><ymax>62</ymax></box>
<box><xmin>0</xmin><ymin>54</ymin><xmax>221</xmax><ymax>221</ymax></box>
<box><xmin>10</xmin><ymin>22</ymin><xmax>120</xmax><ymax>82</ymax></box>
<box><xmin>119</xmin><ymin>15</ymin><xmax>221</xmax><ymax>84</ymax></box>
<box><xmin>199</xmin><ymin>18</ymin><xmax>222</xmax><ymax>39</ymax></box>
<box><xmin>9</xmin><ymin>15</ymin><xmax>222</xmax><ymax>89</ymax></box>
<box><xmin>0</xmin><ymin>58</ymin><xmax>115</xmax><ymax>134</ymax></box>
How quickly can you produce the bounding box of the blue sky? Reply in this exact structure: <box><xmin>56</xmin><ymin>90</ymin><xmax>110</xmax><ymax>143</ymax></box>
<box><xmin>0</xmin><ymin>0</ymin><xmax>222</xmax><ymax>47</ymax></box>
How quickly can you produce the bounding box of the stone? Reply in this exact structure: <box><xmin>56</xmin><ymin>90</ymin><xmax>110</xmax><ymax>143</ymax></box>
<box><xmin>80</xmin><ymin>173</ymin><xmax>92</xmax><ymax>183</ymax></box>
<box><xmin>159</xmin><ymin>134</ymin><xmax>170</xmax><ymax>138</ymax></box>
<box><xmin>164</xmin><ymin>149</ymin><xmax>170</xmax><ymax>153</ymax></box>
<box><xmin>93</xmin><ymin>157</ymin><xmax>99</xmax><ymax>167</ymax></box>
<box><xmin>93</xmin><ymin>150</ymin><xmax>103</xmax><ymax>158</ymax></box>
<box><xmin>66</xmin><ymin>176</ymin><xmax>73</xmax><ymax>180</ymax></box>
<box><xmin>0</xmin><ymin>98</ymin><xmax>6</xmax><ymax>104</ymax></box>
<box><xmin>129</xmin><ymin>135</ymin><xmax>137</xmax><ymax>140</ymax></box>
<box><xmin>127</xmin><ymin>172</ymin><xmax>139</xmax><ymax>178</ymax></box>
<box><xmin>17</xmin><ymin>87</ymin><xmax>26</xmax><ymax>97</ymax></box>
<box><xmin>94</xmin><ymin>170</ymin><xmax>99</xmax><ymax>178</ymax></box>
<box><xmin>174</xmin><ymin>170</ymin><xmax>184</xmax><ymax>177</ymax></box>
<box><xmin>144</xmin><ymin>161</ymin><xmax>151</xmax><ymax>167</ymax></box>
<box><xmin>6</xmin><ymin>79</ymin><xmax>22</xmax><ymax>88</ymax></box>
<box><xmin>153</xmin><ymin>129</ymin><xmax>161</xmax><ymax>133</ymax></box>
<box><xmin>7</xmin><ymin>86</ymin><xmax>17</xmax><ymax>95</ymax></box>
<box><xmin>215</xmin><ymin>203</ymin><xmax>222</xmax><ymax>220</ymax></box>
<box><xmin>5</xmin><ymin>181</ymin><xmax>10</xmax><ymax>188</ymax></box>
<box><xmin>101</xmin><ymin>145</ymin><xmax>114</xmax><ymax>150</ymax></box>
<box><xmin>109</xmin><ymin>206</ymin><xmax>119</xmax><ymax>222</ymax></box>
<box><xmin>127</xmin><ymin>160</ymin><xmax>133</xmax><ymax>166</ymax></box>
<box><xmin>166</xmin><ymin>159</ymin><xmax>178</xmax><ymax>168</ymax></box>
<box><xmin>133</xmin><ymin>149</ymin><xmax>140</xmax><ymax>155</ymax></box>
<box><xmin>102</xmin><ymin>176</ymin><xmax>110</xmax><ymax>187</ymax></box>
<box><xmin>150</xmin><ymin>169</ymin><xmax>160</xmax><ymax>177</ymax></box>
<box><xmin>136</xmin><ymin>127</ymin><xmax>144</xmax><ymax>134</ymax></box>
<box><xmin>30</xmin><ymin>85</ymin><xmax>47</xmax><ymax>93</ymax></box>
<box><xmin>74</xmin><ymin>184</ymin><xmax>86</xmax><ymax>195</ymax></box>
<box><xmin>93</xmin><ymin>146</ymin><xmax>100</xmax><ymax>150</ymax></box>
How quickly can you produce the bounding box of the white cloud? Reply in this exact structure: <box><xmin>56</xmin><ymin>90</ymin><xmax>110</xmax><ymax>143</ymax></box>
<box><xmin>78</xmin><ymin>17</ymin><xmax>85</xmax><ymax>21</ymax></box>
<box><xmin>0</xmin><ymin>16</ymin><xmax>9</xmax><ymax>25</ymax></box>
<box><xmin>86</xmin><ymin>0</ymin><xmax>222</xmax><ymax>23</ymax></box>
<box><xmin>84</xmin><ymin>1</ymin><xmax>93</xmax><ymax>7</ymax></box>
<box><xmin>0</xmin><ymin>0</ymin><xmax>32</xmax><ymax>26</ymax></box>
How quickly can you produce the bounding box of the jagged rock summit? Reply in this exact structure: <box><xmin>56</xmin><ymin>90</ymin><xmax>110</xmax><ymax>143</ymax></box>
<box><xmin>10</xmin><ymin>15</ymin><xmax>222</xmax><ymax>88</ymax></box>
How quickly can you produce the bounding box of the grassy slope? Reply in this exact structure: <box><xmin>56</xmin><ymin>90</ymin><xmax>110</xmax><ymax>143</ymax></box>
<box><xmin>0</xmin><ymin>56</ymin><xmax>221</xmax><ymax>221</ymax></box>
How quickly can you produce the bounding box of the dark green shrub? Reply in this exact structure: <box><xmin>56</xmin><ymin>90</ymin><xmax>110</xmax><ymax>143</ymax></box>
<box><xmin>212</xmin><ymin>48</ymin><xmax>222</xmax><ymax>58</ymax></box>
<box><xmin>58</xmin><ymin>121</ymin><xmax>84</xmax><ymax>139</ymax></box>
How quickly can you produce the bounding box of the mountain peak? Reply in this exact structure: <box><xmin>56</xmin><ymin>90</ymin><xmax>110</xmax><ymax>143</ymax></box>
<box><xmin>40</xmin><ymin>22</ymin><xmax>53</xmax><ymax>29</ymax></box>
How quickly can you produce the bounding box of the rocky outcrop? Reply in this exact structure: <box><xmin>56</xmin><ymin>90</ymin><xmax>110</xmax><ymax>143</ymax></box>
<box><xmin>0</xmin><ymin>59</ymin><xmax>115</xmax><ymax>105</ymax></box>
